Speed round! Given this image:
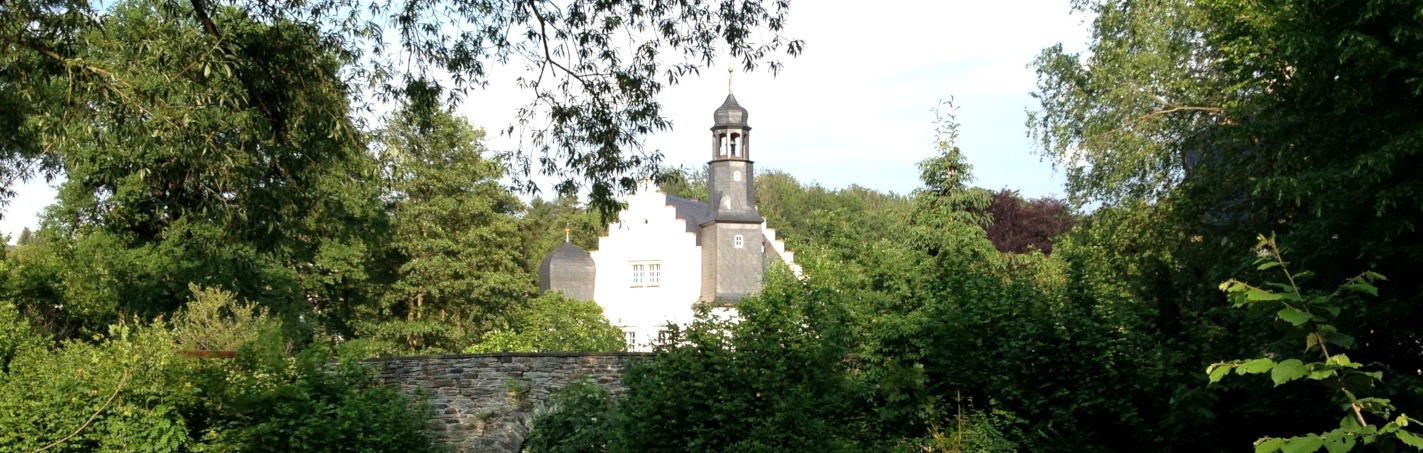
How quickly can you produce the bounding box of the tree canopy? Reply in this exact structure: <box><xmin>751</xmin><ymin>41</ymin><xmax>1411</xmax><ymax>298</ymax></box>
<box><xmin>1</xmin><ymin>0</ymin><xmax>804</xmax><ymax>213</ymax></box>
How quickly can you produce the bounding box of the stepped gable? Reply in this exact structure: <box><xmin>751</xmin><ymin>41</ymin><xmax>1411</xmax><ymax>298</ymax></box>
<box><xmin>664</xmin><ymin>194</ymin><xmax>710</xmax><ymax>235</ymax></box>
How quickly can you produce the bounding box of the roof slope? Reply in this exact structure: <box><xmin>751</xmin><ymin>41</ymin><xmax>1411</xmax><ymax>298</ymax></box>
<box><xmin>664</xmin><ymin>194</ymin><xmax>710</xmax><ymax>235</ymax></box>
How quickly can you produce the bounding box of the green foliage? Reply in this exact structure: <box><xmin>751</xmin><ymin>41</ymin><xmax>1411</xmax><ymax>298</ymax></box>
<box><xmin>195</xmin><ymin>348</ymin><xmax>437</xmax><ymax>452</ymax></box>
<box><xmin>0</xmin><ymin>314</ymin><xmax>436</xmax><ymax>452</ymax></box>
<box><xmin>4</xmin><ymin>0</ymin><xmax>392</xmax><ymax>341</ymax></box>
<box><xmin>0</xmin><ymin>301</ymin><xmax>45</xmax><ymax>373</ymax></box>
<box><xmin>1</xmin><ymin>0</ymin><xmax>802</xmax><ymax>214</ymax></box>
<box><xmin>655</xmin><ymin>165</ymin><xmax>708</xmax><ymax>203</ymax></box>
<box><xmin>5</xmin><ymin>0</ymin><xmax>1422</xmax><ymax>450</ymax></box>
<box><xmin>613</xmin><ymin>267</ymin><xmax>861</xmax><ymax>452</ymax></box>
<box><xmin>525</xmin><ymin>379</ymin><xmax>616</xmax><ymax>453</ymax></box>
<box><xmin>829</xmin><ymin>108</ymin><xmax>1193</xmax><ymax>450</ymax></box>
<box><xmin>1031</xmin><ymin>0</ymin><xmax>1423</xmax><ymax>447</ymax></box>
<box><xmin>756</xmin><ymin>169</ymin><xmax>913</xmax><ymax>252</ymax></box>
<box><xmin>171</xmin><ymin>284</ymin><xmax>273</xmax><ymax>352</ymax></box>
<box><xmin>915</xmin><ymin>405</ymin><xmax>1024</xmax><ymax>453</ymax></box>
<box><xmin>375</xmin><ymin>101</ymin><xmax>531</xmax><ymax>352</ymax></box>
<box><xmin>915</xmin><ymin>101</ymin><xmax>991</xmax><ymax>228</ymax></box>
<box><xmin>465</xmin><ymin>292</ymin><xmax>625</xmax><ymax>353</ymax></box>
<box><xmin>1029</xmin><ymin>0</ymin><xmax>1228</xmax><ymax>206</ymax></box>
<box><xmin>1208</xmin><ymin>235</ymin><xmax>1421</xmax><ymax>452</ymax></box>
<box><xmin>0</xmin><ymin>323</ymin><xmax>195</xmax><ymax>452</ymax></box>
<box><xmin>910</xmin><ymin>100</ymin><xmax>995</xmax><ymax>266</ymax></box>
<box><xmin>520</xmin><ymin>194</ymin><xmax>607</xmax><ymax>268</ymax></box>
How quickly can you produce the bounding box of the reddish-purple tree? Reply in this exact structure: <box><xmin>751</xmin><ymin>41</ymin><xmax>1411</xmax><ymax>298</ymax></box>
<box><xmin>986</xmin><ymin>189</ymin><xmax>1075</xmax><ymax>254</ymax></box>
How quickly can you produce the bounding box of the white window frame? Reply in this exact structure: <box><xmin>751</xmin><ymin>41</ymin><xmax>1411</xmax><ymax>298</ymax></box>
<box><xmin>631</xmin><ymin>261</ymin><xmax>661</xmax><ymax>287</ymax></box>
<box><xmin>630</xmin><ymin>263</ymin><xmax>645</xmax><ymax>287</ymax></box>
<box><xmin>647</xmin><ymin>263</ymin><xmax>661</xmax><ymax>286</ymax></box>
<box><xmin>625</xmin><ymin>330</ymin><xmax>637</xmax><ymax>348</ymax></box>
<box><xmin>734</xmin><ymin>234</ymin><xmax>745</xmax><ymax>248</ymax></box>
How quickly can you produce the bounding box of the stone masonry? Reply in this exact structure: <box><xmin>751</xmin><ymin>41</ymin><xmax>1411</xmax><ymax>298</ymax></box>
<box><xmin>367</xmin><ymin>352</ymin><xmax>646</xmax><ymax>453</ymax></box>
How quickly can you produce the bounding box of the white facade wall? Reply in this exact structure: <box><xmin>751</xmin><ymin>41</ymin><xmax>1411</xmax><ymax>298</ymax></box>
<box><xmin>589</xmin><ymin>190</ymin><xmax>703</xmax><ymax>351</ymax></box>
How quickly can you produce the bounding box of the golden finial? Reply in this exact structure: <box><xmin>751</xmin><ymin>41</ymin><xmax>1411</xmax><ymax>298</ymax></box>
<box><xmin>564</xmin><ymin>224</ymin><xmax>571</xmax><ymax>242</ymax></box>
<box><xmin>728</xmin><ymin>65</ymin><xmax>735</xmax><ymax>94</ymax></box>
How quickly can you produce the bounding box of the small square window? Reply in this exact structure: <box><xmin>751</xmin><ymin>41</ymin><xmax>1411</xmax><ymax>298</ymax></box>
<box><xmin>734</xmin><ymin>234</ymin><xmax>745</xmax><ymax>248</ymax></box>
<box><xmin>630</xmin><ymin>264</ymin><xmax>645</xmax><ymax>287</ymax></box>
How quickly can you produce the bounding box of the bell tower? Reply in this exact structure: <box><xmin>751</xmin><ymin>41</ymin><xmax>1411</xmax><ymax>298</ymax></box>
<box><xmin>700</xmin><ymin>68</ymin><xmax>765</xmax><ymax>304</ymax></box>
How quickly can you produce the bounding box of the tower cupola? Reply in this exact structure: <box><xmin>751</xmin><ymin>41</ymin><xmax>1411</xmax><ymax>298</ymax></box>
<box><xmin>711</xmin><ymin>67</ymin><xmax>752</xmax><ymax>161</ymax></box>
<box><xmin>713</xmin><ymin>94</ymin><xmax>749</xmax><ymax>128</ymax></box>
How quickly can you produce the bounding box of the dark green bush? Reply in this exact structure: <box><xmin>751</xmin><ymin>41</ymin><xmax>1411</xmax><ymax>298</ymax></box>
<box><xmin>201</xmin><ymin>348</ymin><xmax>438</xmax><ymax>452</ymax></box>
<box><xmin>524</xmin><ymin>379</ymin><xmax>616</xmax><ymax>453</ymax></box>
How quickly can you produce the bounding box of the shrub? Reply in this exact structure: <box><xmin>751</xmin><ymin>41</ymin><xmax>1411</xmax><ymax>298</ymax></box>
<box><xmin>0</xmin><ymin>322</ymin><xmax>195</xmax><ymax>452</ymax></box>
<box><xmin>524</xmin><ymin>379</ymin><xmax>616</xmax><ymax>453</ymax></box>
<box><xmin>0</xmin><ymin>300</ymin><xmax>45</xmax><ymax>372</ymax></box>
<box><xmin>1</xmin><ymin>303</ymin><xmax>438</xmax><ymax>452</ymax></box>
<box><xmin>200</xmin><ymin>348</ymin><xmax>439</xmax><ymax>452</ymax></box>
<box><xmin>171</xmin><ymin>284</ymin><xmax>272</xmax><ymax>352</ymax></box>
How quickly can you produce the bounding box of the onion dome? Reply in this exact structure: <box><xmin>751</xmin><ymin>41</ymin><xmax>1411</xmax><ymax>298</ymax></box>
<box><xmin>538</xmin><ymin>242</ymin><xmax>596</xmax><ymax>301</ymax></box>
<box><xmin>713</xmin><ymin>94</ymin><xmax>749</xmax><ymax>128</ymax></box>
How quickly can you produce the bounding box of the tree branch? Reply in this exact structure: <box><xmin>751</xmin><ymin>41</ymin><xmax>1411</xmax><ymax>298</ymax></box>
<box><xmin>525</xmin><ymin>0</ymin><xmax>590</xmax><ymax>89</ymax></box>
<box><xmin>188</xmin><ymin>0</ymin><xmax>284</xmax><ymax>140</ymax></box>
<box><xmin>31</xmin><ymin>369</ymin><xmax>132</xmax><ymax>453</ymax></box>
<box><xmin>1131</xmin><ymin>105</ymin><xmax>1229</xmax><ymax>126</ymax></box>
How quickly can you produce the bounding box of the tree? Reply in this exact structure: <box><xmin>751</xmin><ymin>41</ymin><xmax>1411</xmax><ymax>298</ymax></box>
<box><xmin>655</xmin><ymin>164</ymin><xmax>708</xmax><ymax>203</ymax></box>
<box><xmin>910</xmin><ymin>100</ymin><xmax>993</xmax><ymax>263</ymax></box>
<box><xmin>9</xmin><ymin>0</ymin><xmax>390</xmax><ymax>338</ymax></box>
<box><xmin>373</xmin><ymin>101</ymin><xmax>530</xmax><ymax>352</ymax></box>
<box><xmin>465</xmin><ymin>292</ymin><xmax>624</xmax><ymax>353</ymax></box>
<box><xmin>519</xmin><ymin>193</ymin><xmax>606</xmax><ymax>273</ymax></box>
<box><xmin>1209</xmin><ymin>236</ymin><xmax>1423</xmax><ymax>452</ymax></box>
<box><xmin>15</xmin><ymin>228</ymin><xmax>33</xmax><ymax>246</ymax></box>
<box><xmin>753</xmin><ymin>170</ymin><xmax>913</xmax><ymax>255</ymax></box>
<box><xmin>1</xmin><ymin>0</ymin><xmax>804</xmax><ymax>215</ymax></box>
<box><xmin>1029</xmin><ymin>0</ymin><xmax>1234</xmax><ymax>207</ymax></box>
<box><xmin>1031</xmin><ymin>0</ymin><xmax>1423</xmax><ymax>446</ymax></box>
<box><xmin>985</xmin><ymin>189</ymin><xmax>1075</xmax><ymax>254</ymax></box>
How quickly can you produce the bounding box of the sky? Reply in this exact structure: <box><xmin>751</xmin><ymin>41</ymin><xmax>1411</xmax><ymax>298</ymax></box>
<box><xmin>0</xmin><ymin>0</ymin><xmax>1092</xmax><ymax>242</ymax></box>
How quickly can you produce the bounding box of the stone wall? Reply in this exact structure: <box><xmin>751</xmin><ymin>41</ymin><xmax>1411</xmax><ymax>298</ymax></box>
<box><xmin>367</xmin><ymin>352</ymin><xmax>645</xmax><ymax>453</ymax></box>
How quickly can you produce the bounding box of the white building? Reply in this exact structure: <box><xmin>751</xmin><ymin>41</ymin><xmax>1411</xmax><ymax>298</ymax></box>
<box><xmin>537</xmin><ymin>90</ymin><xmax>798</xmax><ymax>350</ymax></box>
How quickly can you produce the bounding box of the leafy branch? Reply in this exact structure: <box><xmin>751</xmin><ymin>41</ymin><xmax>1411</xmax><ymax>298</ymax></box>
<box><xmin>1206</xmin><ymin>234</ymin><xmax>1422</xmax><ymax>452</ymax></box>
<box><xmin>30</xmin><ymin>368</ymin><xmax>132</xmax><ymax>453</ymax></box>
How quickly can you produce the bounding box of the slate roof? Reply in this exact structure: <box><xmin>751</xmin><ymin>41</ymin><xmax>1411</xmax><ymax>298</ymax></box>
<box><xmin>538</xmin><ymin>241</ymin><xmax>596</xmax><ymax>300</ymax></box>
<box><xmin>713</xmin><ymin>94</ymin><xmax>749</xmax><ymax>128</ymax></box>
<box><xmin>664</xmin><ymin>194</ymin><xmax>711</xmax><ymax>236</ymax></box>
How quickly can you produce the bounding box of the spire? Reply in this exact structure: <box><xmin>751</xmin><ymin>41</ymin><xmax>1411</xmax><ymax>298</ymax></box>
<box><xmin>564</xmin><ymin>224</ymin><xmax>571</xmax><ymax>242</ymax></box>
<box><xmin>728</xmin><ymin>65</ymin><xmax>734</xmax><ymax>94</ymax></box>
